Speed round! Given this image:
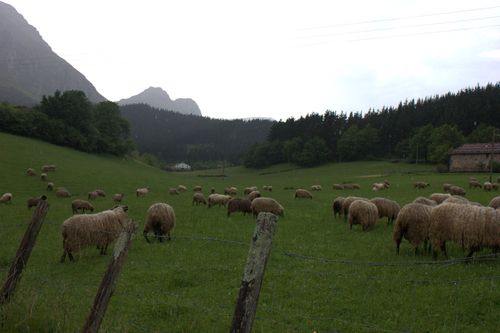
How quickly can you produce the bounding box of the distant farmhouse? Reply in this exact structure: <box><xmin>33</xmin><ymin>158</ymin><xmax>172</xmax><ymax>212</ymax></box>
<box><xmin>171</xmin><ymin>162</ymin><xmax>192</xmax><ymax>171</ymax></box>
<box><xmin>449</xmin><ymin>143</ymin><xmax>500</xmax><ymax>172</ymax></box>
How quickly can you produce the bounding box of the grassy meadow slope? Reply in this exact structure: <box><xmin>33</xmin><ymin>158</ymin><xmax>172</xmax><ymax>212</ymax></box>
<box><xmin>0</xmin><ymin>132</ymin><xmax>499</xmax><ymax>332</ymax></box>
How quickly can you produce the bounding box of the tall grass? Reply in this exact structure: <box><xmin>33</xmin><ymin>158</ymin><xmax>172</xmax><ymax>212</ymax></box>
<box><xmin>0</xmin><ymin>132</ymin><xmax>498</xmax><ymax>332</ymax></box>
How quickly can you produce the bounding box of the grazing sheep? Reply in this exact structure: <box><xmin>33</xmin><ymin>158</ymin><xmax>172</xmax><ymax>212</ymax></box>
<box><xmin>95</xmin><ymin>189</ymin><xmax>106</xmax><ymax>197</ymax></box>
<box><xmin>429</xmin><ymin>203</ymin><xmax>500</xmax><ymax>259</ymax></box>
<box><xmin>192</xmin><ymin>192</ymin><xmax>207</xmax><ymax>206</ymax></box>
<box><xmin>227</xmin><ymin>198</ymin><xmax>252</xmax><ymax>216</ymax></box>
<box><xmin>489</xmin><ymin>196</ymin><xmax>500</xmax><ymax>209</ymax></box>
<box><xmin>442</xmin><ymin>183</ymin><xmax>453</xmax><ymax>192</ymax></box>
<box><xmin>247</xmin><ymin>190</ymin><xmax>261</xmax><ymax>202</ymax></box>
<box><xmin>332</xmin><ymin>196</ymin><xmax>345</xmax><ymax>218</ymax></box>
<box><xmin>210</xmin><ymin>187</ymin><xmax>216</xmax><ymax>194</ymax></box>
<box><xmin>47</xmin><ymin>182</ymin><xmax>55</xmax><ymax>191</ymax></box>
<box><xmin>332</xmin><ymin>184</ymin><xmax>344</xmax><ymax>190</ymax></box>
<box><xmin>41</xmin><ymin>173</ymin><xmax>48</xmax><ymax>181</ymax></box>
<box><xmin>413</xmin><ymin>197</ymin><xmax>438</xmax><ymax>206</ymax></box>
<box><xmin>224</xmin><ymin>187</ymin><xmax>238</xmax><ymax>195</ymax></box>
<box><xmin>310</xmin><ymin>185</ymin><xmax>322</xmax><ymax>191</ymax></box>
<box><xmin>113</xmin><ymin>193</ymin><xmax>125</xmax><ymax>203</ymax></box>
<box><xmin>492</xmin><ymin>182</ymin><xmax>499</xmax><ymax>191</ymax></box>
<box><xmin>56</xmin><ymin>187</ymin><xmax>71</xmax><ymax>198</ymax></box>
<box><xmin>244</xmin><ymin>187</ymin><xmax>258</xmax><ymax>195</ymax></box>
<box><xmin>88</xmin><ymin>191</ymin><xmax>99</xmax><ymax>200</ymax></box>
<box><xmin>193</xmin><ymin>185</ymin><xmax>202</xmax><ymax>192</ymax></box>
<box><xmin>169</xmin><ymin>188</ymin><xmax>179</xmax><ymax>195</ymax></box>
<box><xmin>348</xmin><ymin>200</ymin><xmax>378</xmax><ymax>231</ymax></box>
<box><xmin>449</xmin><ymin>186</ymin><xmax>466</xmax><ymax>196</ymax></box>
<box><xmin>342</xmin><ymin>196</ymin><xmax>368</xmax><ymax>221</ymax></box>
<box><xmin>60</xmin><ymin>206</ymin><xmax>128</xmax><ymax>262</ymax></box>
<box><xmin>144</xmin><ymin>203</ymin><xmax>176</xmax><ymax>243</ymax></box>
<box><xmin>469</xmin><ymin>177</ymin><xmax>478</xmax><ymax>181</ymax></box>
<box><xmin>469</xmin><ymin>180</ymin><xmax>482</xmax><ymax>189</ymax></box>
<box><xmin>413</xmin><ymin>181</ymin><xmax>430</xmax><ymax>189</ymax></box>
<box><xmin>26</xmin><ymin>168</ymin><xmax>36</xmax><ymax>176</ymax></box>
<box><xmin>41</xmin><ymin>164</ymin><xmax>56</xmax><ymax>172</ymax></box>
<box><xmin>372</xmin><ymin>182</ymin><xmax>389</xmax><ymax>191</ymax></box>
<box><xmin>71</xmin><ymin>199</ymin><xmax>94</xmax><ymax>214</ymax></box>
<box><xmin>208</xmin><ymin>194</ymin><xmax>232</xmax><ymax>208</ymax></box>
<box><xmin>136</xmin><ymin>187</ymin><xmax>149</xmax><ymax>197</ymax></box>
<box><xmin>178</xmin><ymin>185</ymin><xmax>187</xmax><ymax>192</ymax></box>
<box><xmin>250</xmin><ymin>197</ymin><xmax>284</xmax><ymax>217</ymax></box>
<box><xmin>392</xmin><ymin>203</ymin><xmax>433</xmax><ymax>255</ymax></box>
<box><xmin>0</xmin><ymin>193</ymin><xmax>13</xmax><ymax>204</ymax></box>
<box><xmin>483</xmin><ymin>182</ymin><xmax>493</xmax><ymax>191</ymax></box>
<box><xmin>343</xmin><ymin>183</ymin><xmax>361</xmax><ymax>190</ymax></box>
<box><xmin>428</xmin><ymin>193</ymin><xmax>451</xmax><ymax>204</ymax></box>
<box><xmin>27</xmin><ymin>195</ymin><xmax>46</xmax><ymax>209</ymax></box>
<box><xmin>262</xmin><ymin>185</ymin><xmax>272</xmax><ymax>192</ymax></box>
<box><xmin>370</xmin><ymin>197</ymin><xmax>400</xmax><ymax>225</ymax></box>
<box><xmin>295</xmin><ymin>189</ymin><xmax>312</xmax><ymax>199</ymax></box>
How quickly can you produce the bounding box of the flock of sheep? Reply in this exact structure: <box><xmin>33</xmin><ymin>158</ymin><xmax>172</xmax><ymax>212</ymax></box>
<box><xmin>2</xmin><ymin>166</ymin><xmax>500</xmax><ymax>263</ymax></box>
<box><xmin>332</xmin><ymin>177</ymin><xmax>500</xmax><ymax>259</ymax></box>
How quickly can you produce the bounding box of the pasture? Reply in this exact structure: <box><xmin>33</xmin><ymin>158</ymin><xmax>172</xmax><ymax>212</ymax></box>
<box><xmin>0</xmin><ymin>132</ymin><xmax>498</xmax><ymax>332</ymax></box>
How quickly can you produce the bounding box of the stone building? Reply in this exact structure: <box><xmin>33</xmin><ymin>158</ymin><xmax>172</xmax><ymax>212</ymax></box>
<box><xmin>449</xmin><ymin>143</ymin><xmax>500</xmax><ymax>172</ymax></box>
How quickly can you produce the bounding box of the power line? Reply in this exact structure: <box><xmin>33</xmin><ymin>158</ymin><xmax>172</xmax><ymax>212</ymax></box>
<box><xmin>301</xmin><ymin>5</ymin><xmax>500</xmax><ymax>30</ymax></box>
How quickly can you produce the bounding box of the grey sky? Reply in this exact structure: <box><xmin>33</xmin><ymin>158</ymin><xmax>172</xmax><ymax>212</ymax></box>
<box><xmin>4</xmin><ymin>0</ymin><xmax>500</xmax><ymax>120</ymax></box>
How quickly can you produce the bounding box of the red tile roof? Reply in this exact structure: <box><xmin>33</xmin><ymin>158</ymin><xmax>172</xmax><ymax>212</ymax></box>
<box><xmin>451</xmin><ymin>143</ymin><xmax>500</xmax><ymax>155</ymax></box>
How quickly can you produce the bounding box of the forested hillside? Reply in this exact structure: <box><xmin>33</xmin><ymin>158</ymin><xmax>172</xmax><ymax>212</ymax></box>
<box><xmin>120</xmin><ymin>103</ymin><xmax>273</xmax><ymax>165</ymax></box>
<box><xmin>245</xmin><ymin>83</ymin><xmax>500</xmax><ymax>168</ymax></box>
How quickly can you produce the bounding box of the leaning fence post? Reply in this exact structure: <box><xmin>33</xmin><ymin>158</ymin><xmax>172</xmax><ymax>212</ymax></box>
<box><xmin>81</xmin><ymin>222</ymin><xmax>137</xmax><ymax>333</ymax></box>
<box><xmin>0</xmin><ymin>197</ymin><xmax>49</xmax><ymax>305</ymax></box>
<box><xmin>230</xmin><ymin>212</ymin><xmax>278</xmax><ymax>333</ymax></box>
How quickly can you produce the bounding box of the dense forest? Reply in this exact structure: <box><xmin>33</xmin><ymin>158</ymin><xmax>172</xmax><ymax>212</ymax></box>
<box><xmin>244</xmin><ymin>83</ymin><xmax>500</xmax><ymax>168</ymax></box>
<box><xmin>0</xmin><ymin>90</ymin><xmax>133</xmax><ymax>156</ymax></box>
<box><xmin>120</xmin><ymin>104</ymin><xmax>273</xmax><ymax>166</ymax></box>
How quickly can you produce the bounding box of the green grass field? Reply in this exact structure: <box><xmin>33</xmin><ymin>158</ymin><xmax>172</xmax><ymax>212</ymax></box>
<box><xmin>0</xmin><ymin>132</ymin><xmax>499</xmax><ymax>332</ymax></box>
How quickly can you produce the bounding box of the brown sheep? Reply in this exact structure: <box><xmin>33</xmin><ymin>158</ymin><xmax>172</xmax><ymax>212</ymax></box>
<box><xmin>136</xmin><ymin>187</ymin><xmax>149</xmax><ymax>197</ymax></box>
<box><xmin>469</xmin><ymin>180</ymin><xmax>482</xmax><ymax>189</ymax></box>
<box><xmin>144</xmin><ymin>203</ymin><xmax>176</xmax><ymax>242</ymax></box>
<box><xmin>442</xmin><ymin>183</ymin><xmax>453</xmax><ymax>192</ymax></box>
<box><xmin>332</xmin><ymin>196</ymin><xmax>345</xmax><ymax>219</ymax></box>
<box><xmin>449</xmin><ymin>186</ymin><xmax>466</xmax><ymax>196</ymax></box>
<box><xmin>341</xmin><ymin>196</ymin><xmax>368</xmax><ymax>221</ymax></box>
<box><xmin>393</xmin><ymin>203</ymin><xmax>433</xmax><ymax>255</ymax></box>
<box><xmin>26</xmin><ymin>168</ymin><xmax>36</xmax><ymax>176</ymax></box>
<box><xmin>60</xmin><ymin>206</ymin><xmax>128</xmax><ymax>262</ymax></box>
<box><xmin>40</xmin><ymin>173</ymin><xmax>48</xmax><ymax>181</ymax></box>
<box><xmin>47</xmin><ymin>182</ymin><xmax>55</xmax><ymax>191</ymax></box>
<box><xmin>310</xmin><ymin>185</ymin><xmax>322</xmax><ymax>191</ymax></box>
<box><xmin>348</xmin><ymin>200</ymin><xmax>378</xmax><ymax>231</ymax></box>
<box><xmin>169</xmin><ymin>188</ymin><xmax>179</xmax><ymax>195</ymax></box>
<box><xmin>193</xmin><ymin>185</ymin><xmax>202</xmax><ymax>192</ymax></box>
<box><xmin>428</xmin><ymin>193</ymin><xmax>451</xmax><ymax>204</ymax></box>
<box><xmin>227</xmin><ymin>198</ymin><xmax>252</xmax><ymax>216</ymax></box>
<box><xmin>192</xmin><ymin>192</ymin><xmax>207</xmax><ymax>206</ymax></box>
<box><xmin>332</xmin><ymin>184</ymin><xmax>344</xmax><ymax>190</ymax></box>
<box><xmin>41</xmin><ymin>164</ymin><xmax>56</xmax><ymax>172</ymax></box>
<box><xmin>247</xmin><ymin>190</ymin><xmax>261</xmax><ymax>202</ymax></box>
<box><xmin>27</xmin><ymin>195</ymin><xmax>46</xmax><ymax>209</ymax></box>
<box><xmin>208</xmin><ymin>194</ymin><xmax>232</xmax><ymax>208</ymax></box>
<box><xmin>483</xmin><ymin>182</ymin><xmax>493</xmax><ymax>191</ymax></box>
<box><xmin>71</xmin><ymin>199</ymin><xmax>94</xmax><ymax>214</ymax></box>
<box><xmin>244</xmin><ymin>186</ymin><xmax>258</xmax><ymax>195</ymax></box>
<box><xmin>224</xmin><ymin>187</ymin><xmax>238</xmax><ymax>195</ymax></box>
<box><xmin>56</xmin><ymin>187</ymin><xmax>71</xmax><ymax>198</ymax></box>
<box><xmin>295</xmin><ymin>189</ymin><xmax>312</xmax><ymax>199</ymax></box>
<box><xmin>95</xmin><ymin>189</ymin><xmax>106</xmax><ymax>197</ymax></box>
<box><xmin>429</xmin><ymin>203</ymin><xmax>500</xmax><ymax>259</ymax></box>
<box><xmin>372</xmin><ymin>182</ymin><xmax>389</xmax><ymax>191</ymax></box>
<box><xmin>250</xmin><ymin>197</ymin><xmax>284</xmax><ymax>217</ymax></box>
<box><xmin>0</xmin><ymin>193</ymin><xmax>13</xmax><ymax>204</ymax></box>
<box><xmin>413</xmin><ymin>181</ymin><xmax>430</xmax><ymax>189</ymax></box>
<box><xmin>370</xmin><ymin>197</ymin><xmax>400</xmax><ymax>225</ymax></box>
<box><xmin>88</xmin><ymin>191</ymin><xmax>99</xmax><ymax>200</ymax></box>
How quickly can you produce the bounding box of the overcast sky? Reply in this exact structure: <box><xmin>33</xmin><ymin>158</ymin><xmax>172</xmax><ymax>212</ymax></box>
<box><xmin>5</xmin><ymin>0</ymin><xmax>500</xmax><ymax>120</ymax></box>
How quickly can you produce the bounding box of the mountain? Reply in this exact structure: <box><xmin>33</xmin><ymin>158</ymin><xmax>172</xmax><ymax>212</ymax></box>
<box><xmin>0</xmin><ymin>1</ymin><xmax>106</xmax><ymax>106</ymax></box>
<box><xmin>118</xmin><ymin>87</ymin><xmax>202</xmax><ymax>116</ymax></box>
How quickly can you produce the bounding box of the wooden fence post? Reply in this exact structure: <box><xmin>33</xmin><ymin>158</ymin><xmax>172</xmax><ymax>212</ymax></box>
<box><xmin>0</xmin><ymin>197</ymin><xmax>49</xmax><ymax>305</ymax></box>
<box><xmin>230</xmin><ymin>212</ymin><xmax>278</xmax><ymax>333</ymax></box>
<box><xmin>81</xmin><ymin>222</ymin><xmax>137</xmax><ymax>333</ymax></box>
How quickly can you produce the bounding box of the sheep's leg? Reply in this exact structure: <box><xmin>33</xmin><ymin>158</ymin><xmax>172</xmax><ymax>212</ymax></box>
<box><xmin>414</xmin><ymin>246</ymin><xmax>419</xmax><ymax>256</ymax></box>
<box><xmin>395</xmin><ymin>240</ymin><xmax>401</xmax><ymax>255</ymax></box>
<box><xmin>440</xmin><ymin>243</ymin><xmax>448</xmax><ymax>259</ymax></box>
<box><xmin>143</xmin><ymin>231</ymin><xmax>151</xmax><ymax>243</ymax></box>
<box><xmin>167</xmin><ymin>232</ymin><xmax>171</xmax><ymax>241</ymax></box>
<box><xmin>60</xmin><ymin>251</ymin><xmax>67</xmax><ymax>263</ymax></box>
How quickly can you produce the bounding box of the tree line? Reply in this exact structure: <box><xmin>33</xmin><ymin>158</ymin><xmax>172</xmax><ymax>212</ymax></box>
<box><xmin>0</xmin><ymin>90</ymin><xmax>133</xmax><ymax>156</ymax></box>
<box><xmin>120</xmin><ymin>103</ymin><xmax>273</xmax><ymax>167</ymax></box>
<box><xmin>244</xmin><ymin>83</ymin><xmax>500</xmax><ymax>168</ymax></box>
